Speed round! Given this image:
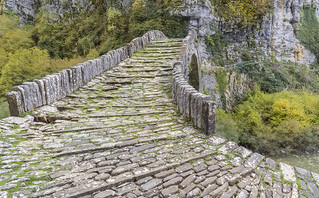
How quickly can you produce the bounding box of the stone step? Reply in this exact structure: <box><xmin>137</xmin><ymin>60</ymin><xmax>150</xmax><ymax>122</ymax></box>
<box><xmin>137</xmin><ymin>50</ymin><xmax>180</xmax><ymax>54</ymax></box>
<box><xmin>153</xmin><ymin>39</ymin><xmax>183</xmax><ymax>43</ymax></box>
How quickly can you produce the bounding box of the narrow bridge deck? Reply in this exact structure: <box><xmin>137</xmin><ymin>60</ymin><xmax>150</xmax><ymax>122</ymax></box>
<box><xmin>0</xmin><ymin>39</ymin><xmax>318</xmax><ymax>198</ymax></box>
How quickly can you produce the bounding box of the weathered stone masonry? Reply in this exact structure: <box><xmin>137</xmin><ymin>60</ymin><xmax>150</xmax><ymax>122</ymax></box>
<box><xmin>1</xmin><ymin>31</ymin><xmax>319</xmax><ymax>198</ymax></box>
<box><xmin>172</xmin><ymin>29</ymin><xmax>216</xmax><ymax>135</ymax></box>
<box><xmin>6</xmin><ymin>30</ymin><xmax>167</xmax><ymax>116</ymax></box>
<box><xmin>6</xmin><ymin>29</ymin><xmax>216</xmax><ymax>135</ymax></box>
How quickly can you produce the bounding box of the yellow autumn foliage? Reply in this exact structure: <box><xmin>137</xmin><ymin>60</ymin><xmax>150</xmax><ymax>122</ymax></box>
<box><xmin>213</xmin><ymin>0</ymin><xmax>271</xmax><ymax>26</ymax></box>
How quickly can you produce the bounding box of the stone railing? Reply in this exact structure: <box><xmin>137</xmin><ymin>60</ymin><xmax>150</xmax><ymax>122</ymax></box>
<box><xmin>172</xmin><ymin>29</ymin><xmax>216</xmax><ymax>135</ymax></box>
<box><xmin>6</xmin><ymin>30</ymin><xmax>167</xmax><ymax>116</ymax></box>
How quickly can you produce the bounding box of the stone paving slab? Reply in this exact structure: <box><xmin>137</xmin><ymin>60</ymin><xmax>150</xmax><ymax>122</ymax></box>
<box><xmin>0</xmin><ymin>39</ymin><xmax>319</xmax><ymax>197</ymax></box>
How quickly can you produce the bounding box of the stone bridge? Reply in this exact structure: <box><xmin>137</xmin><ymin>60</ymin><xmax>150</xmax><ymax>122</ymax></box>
<box><xmin>1</xmin><ymin>31</ymin><xmax>319</xmax><ymax>198</ymax></box>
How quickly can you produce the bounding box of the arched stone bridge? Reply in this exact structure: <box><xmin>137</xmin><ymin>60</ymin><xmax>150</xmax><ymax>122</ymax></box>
<box><xmin>1</xmin><ymin>32</ymin><xmax>319</xmax><ymax>198</ymax></box>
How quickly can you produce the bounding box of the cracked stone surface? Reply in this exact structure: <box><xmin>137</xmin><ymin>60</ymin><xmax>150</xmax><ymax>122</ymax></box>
<box><xmin>0</xmin><ymin>39</ymin><xmax>319</xmax><ymax>197</ymax></box>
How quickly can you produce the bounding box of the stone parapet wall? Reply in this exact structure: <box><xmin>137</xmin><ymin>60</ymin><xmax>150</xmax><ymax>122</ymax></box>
<box><xmin>6</xmin><ymin>30</ymin><xmax>167</xmax><ymax>116</ymax></box>
<box><xmin>172</xmin><ymin>29</ymin><xmax>216</xmax><ymax>135</ymax></box>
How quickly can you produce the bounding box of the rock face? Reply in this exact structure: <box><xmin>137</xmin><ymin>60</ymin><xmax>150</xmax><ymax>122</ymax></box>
<box><xmin>178</xmin><ymin>0</ymin><xmax>318</xmax><ymax>66</ymax></box>
<box><xmin>253</xmin><ymin>0</ymin><xmax>316</xmax><ymax>65</ymax></box>
<box><xmin>199</xmin><ymin>68</ymin><xmax>254</xmax><ymax>110</ymax></box>
<box><xmin>3</xmin><ymin>0</ymin><xmax>37</xmax><ymax>23</ymax></box>
<box><xmin>2</xmin><ymin>0</ymin><xmax>132</xmax><ymax>23</ymax></box>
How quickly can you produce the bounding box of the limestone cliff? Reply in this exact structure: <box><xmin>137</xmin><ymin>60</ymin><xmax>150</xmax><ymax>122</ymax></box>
<box><xmin>2</xmin><ymin>0</ymin><xmax>131</xmax><ymax>23</ymax></box>
<box><xmin>179</xmin><ymin>0</ymin><xmax>319</xmax><ymax>66</ymax></box>
<box><xmin>177</xmin><ymin>0</ymin><xmax>319</xmax><ymax>109</ymax></box>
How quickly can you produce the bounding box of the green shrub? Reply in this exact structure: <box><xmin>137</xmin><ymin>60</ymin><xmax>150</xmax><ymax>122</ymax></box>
<box><xmin>215</xmin><ymin>109</ymin><xmax>241</xmax><ymax>142</ymax></box>
<box><xmin>0</xmin><ymin>47</ymin><xmax>51</xmax><ymax>95</ymax></box>
<box><xmin>205</xmin><ymin>32</ymin><xmax>234</xmax><ymax>66</ymax></box>
<box><xmin>218</xmin><ymin>89</ymin><xmax>319</xmax><ymax>155</ymax></box>
<box><xmin>236</xmin><ymin>61</ymin><xmax>319</xmax><ymax>93</ymax></box>
<box><xmin>296</xmin><ymin>6</ymin><xmax>319</xmax><ymax>63</ymax></box>
<box><xmin>241</xmin><ymin>50</ymin><xmax>254</xmax><ymax>61</ymax></box>
<box><xmin>210</xmin><ymin>0</ymin><xmax>272</xmax><ymax>26</ymax></box>
<box><xmin>0</xmin><ymin>100</ymin><xmax>9</xmax><ymax>119</ymax></box>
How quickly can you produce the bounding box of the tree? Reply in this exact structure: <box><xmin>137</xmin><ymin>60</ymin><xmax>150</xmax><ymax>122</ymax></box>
<box><xmin>0</xmin><ymin>47</ymin><xmax>50</xmax><ymax>95</ymax></box>
<box><xmin>212</xmin><ymin>0</ymin><xmax>271</xmax><ymax>26</ymax></box>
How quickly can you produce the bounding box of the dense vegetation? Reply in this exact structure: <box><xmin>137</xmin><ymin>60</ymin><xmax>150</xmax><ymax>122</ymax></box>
<box><xmin>211</xmin><ymin>56</ymin><xmax>319</xmax><ymax>155</ymax></box>
<box><xmin>236</xmin><ymin>61</ymin><xmax>319</xmax><ymax>93</ymax></box>
<box><xmin>0</xmin><ymin>0</ymin><xmax>188</xmax><ymax>119</ymax></box>
<box><xmin>216</xmin><ymin>90</ymin><xmax>319</xmax><ymax>155</ymax></box>
<box><xmin>296</xmin><ymin>6</ymin><xmax>319</xmax><ymax>67</ymax></box>
<box><xmin>210</xmin><ymin>0</ymin><xmax>272</xmax><ymax>26</ymax></box>
<box><xmin>204</xmin><ymin>3</ymin><xmax>319</xmax><ymax>155</ymax></box>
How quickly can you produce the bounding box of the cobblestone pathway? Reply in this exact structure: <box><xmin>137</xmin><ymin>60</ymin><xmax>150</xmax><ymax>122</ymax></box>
<box><xmin>1</xmin><ymin>39</ymin><xmax>319</xmax><ymax>198</ymax></box>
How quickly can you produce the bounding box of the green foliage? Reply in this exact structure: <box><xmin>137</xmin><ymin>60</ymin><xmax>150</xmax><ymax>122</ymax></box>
<box><xmin>215</xmin><ymin>69</ymin><xmax>228</xmax><ymax>107</ymax></box>
<box><xmin>205</xmin><ymin>32</ymin><xmax>234</xmax><ymax>66</ymax></box>
<box><xmin>0</xmin><ymin>100</ymin><xmax>9</xmax><ymax>119</ymax></box>
<box><xmin>215</xmin><ymin>109</ymin><xmax>241</xmax><ymax>142</ymax></box>
<box><xmin>31</xmin><ymin>0</ymin><xmax>188</xmax><ymax>58</ymax></box>
<box><xmin>296</xmin><ymin>6</ymin><xmax>319</xmax><ymax>65</ymax></box>
<box><xmin>86</xmin><ymin>49</ymin><xmax>99</xmax><ymax>60</ymax></box>
<box><xmin>0</xmin><ymin>47</ymin><xmax>51</xmax><ymax>95</ymax></box>
<box><xmin>128</xmin><ymin>0</ymin><xmax>188</xmax><ymax>39</ymax></box>
<box><xmin>241</xmin><ymin>50</ymin><xmax>254</xmax><ymax>61</ymax></box>
<box><xmin>217</xmin><ymin>89</ymin><xmax>319</xmax><ymax>155</ymax></box>
<box><xmin>0</xmin><ymin>15</ymin><xmax>34</xmax><ymax>73</ymax></box>
<box><xmin>202</xmin><ymin>85</ymin><xmax>210</xmax><ymax>95</ymax></box>
<box><xmin>236</xmin><ymin>61</ymin><xmax>319</xmax><ymax>94</ymax></box>
<box><xmin>211</xmin><ymin>0</ymin><xmax>272</xmax><ymax>26</ymax></box>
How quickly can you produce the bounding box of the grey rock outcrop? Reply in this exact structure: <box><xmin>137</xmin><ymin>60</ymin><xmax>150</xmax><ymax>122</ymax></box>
<box><xmin>2</xmin><ymin>0</ymin><xmax>133</xmax><ymax>23</ymax></box>
<box><xmin>199</xmin><ymin>68</ymin><xmax>254</xmax><ymax>110</ymax></box>
<box><xmin>178</xmin><ymin>0</ymin><xmax>319</xmax><ymax>66</ymax></box>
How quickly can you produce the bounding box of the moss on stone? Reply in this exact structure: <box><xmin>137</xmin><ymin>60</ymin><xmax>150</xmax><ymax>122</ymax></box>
<box><xmin>296</xmin><ymin>6</ymin><xmax>319</xmax><ymax>66</ymax></box>
<box><xmin>215</xmin><ymin>69</ymin><xmax>228</xmax><ymax>108</ymax></box>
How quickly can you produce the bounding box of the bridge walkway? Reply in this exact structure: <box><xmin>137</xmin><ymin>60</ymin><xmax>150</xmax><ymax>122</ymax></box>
<box><xmin>0</xmin><ymin>39</ymin><xmax>317</xmax><ymax>198</ymax></box>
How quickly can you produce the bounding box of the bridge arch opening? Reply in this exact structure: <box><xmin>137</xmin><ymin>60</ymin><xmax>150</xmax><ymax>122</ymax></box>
<box><xmin>189</xmin><ymin>54</ymin><xmax>199</xmax><ymax>91</ymax></box>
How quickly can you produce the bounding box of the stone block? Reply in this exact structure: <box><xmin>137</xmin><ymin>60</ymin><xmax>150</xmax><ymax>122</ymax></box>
<box><xmin>81</xmin><ymin>62</ymin><xmax>90</xmax><ymax>84</ymax></box>
<box><xmin>52</xmin><ymin>73</ymin><xmax>62</xmax><ymax>101</ymax></box>
<box><xmin>71</xmin><ymin>65</ymin><xmax>83</xmax><ymax>91</ymax></box>
<box><xmin>196</xmin><ymin>94</ymin><xmax>204</xmax><ymax>128</ymax></box>
<box><xmin>23</xmin><ymin>81</ymin><xmax>42</xmax><ymax>108</ymax></box>
<box><xmin>190</xmin><ymin>93</ymin><xmax>201</xmax><ymax>125</ymax></box>
<box><xmin>6</xmin><ymin>91</ymin><xmax>24</xmax><ymax>116</ymax></box>
<box><xmin>59</xmin><ymin>70</ymin><xmax>70</xmax><ymax>97</ymax></box>
<box><xmin>102</xmin><ymin>55</ymin><xmax>111</xmax><ymax>71</ymax></box>
<box><xmin>14</xmin><ymin>85</ymin><xmax>32</xmax><ymax>112</ymax></box>
<box><xmin>207</xmin><ymin>101</ymin><xmax>216</xmax><ymax>135</ymax></box>
<box><xmin>96</xmin><ymin>58</ymin><xmax>103</xmax><ymax>75</ymax></box>
<box><xmin>34</xmin><ymin>79</ymin><xmax>46</xmax><ymax>105</ymax></box>
<box><xmin>185</xmin><ymin>88</ymin><xmax>197</xmax><ymax>119</ymax></box>
<box><xmin>43</xmin><ymin>75</ymin><xmax>56</xmax><ymax>105</ymax></box>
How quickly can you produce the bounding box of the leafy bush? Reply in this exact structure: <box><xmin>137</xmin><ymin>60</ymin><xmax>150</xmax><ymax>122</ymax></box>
<box><xmin>32</xmin><ymin>0</ymin><xmax>188</xmax><ymax>58</ymax></box>
<box><xmin>205</xmin><ymin>32</ymin><xmax>234</xmax><ymax>66</ymax></box>
<box><xmin>215</xmin><ymin>109</ymin><xmax>241</xmax><ymax>142</ymax></box>
<box><xmin>0</xmin><ymin>100</ymin><xmax>9</xmax><ymax>119</ymax></box>
<box><xmin>236</xmin><ymin>61</ymin><xmax>319</xmax><ymax>93</ymax></box>
<box><xmin>296</xmin><ymin>6</ymin><xmax>319</xmax><ymax>65</ymax></box>
<box><xmin>217</xmin><ymin>89</ymin><xmax>319</xmax><ymax>155</ymax></box>
<box><xmin>211</xmin><ymin>0</ymin><xmax>272</xmax><ymax>26</ymax></box>
<box><xmin>0</xmin><ymin>47</ymin><xmax>51</xmax><ymax>95</ymax></box>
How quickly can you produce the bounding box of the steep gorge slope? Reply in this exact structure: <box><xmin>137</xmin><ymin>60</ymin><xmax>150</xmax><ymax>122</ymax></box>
<box><xmin>179</xmin><ymin>0</ymin><xmax>319</xmax><ymax>66</ymax></box>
